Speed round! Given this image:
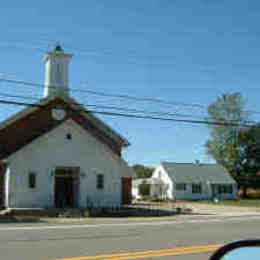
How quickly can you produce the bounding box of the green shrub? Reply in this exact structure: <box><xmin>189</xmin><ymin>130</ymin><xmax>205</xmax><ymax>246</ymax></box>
<box><xmin>139</xmin><ymin>183</ymin><xmax>150</xmax><ymax>197</ymax></box>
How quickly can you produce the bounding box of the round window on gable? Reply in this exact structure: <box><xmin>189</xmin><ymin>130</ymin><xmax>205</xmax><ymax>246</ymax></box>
<box><xmin>66</xmin><ymin>133</ymin><xmax>72</xmax><ymax>140</ymax></box>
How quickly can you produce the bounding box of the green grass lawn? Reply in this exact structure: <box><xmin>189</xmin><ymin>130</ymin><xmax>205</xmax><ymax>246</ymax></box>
<box><xmin>195</xmin><ymin>199</ymin><xmax>260</xmax><ymax>207</ymax></box>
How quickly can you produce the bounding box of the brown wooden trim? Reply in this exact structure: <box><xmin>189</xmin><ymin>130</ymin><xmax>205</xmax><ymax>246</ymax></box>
<box><xmin>0</xmin><ymin>98</ymin><xmax>122</xmax><ymax>159</ymax></box>
<box><xmin>0</xmin><ymin>164</ymin><xmax>3</xmax><ymax>207</ymax></box>
<box><xmin>121</xmin><ymin>177</ymin><xmax>132</xmax><ymax>204</ymax></box>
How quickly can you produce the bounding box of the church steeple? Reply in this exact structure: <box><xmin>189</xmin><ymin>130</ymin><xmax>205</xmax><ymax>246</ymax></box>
<box><xmin>43</xmin><ymin>45</ymin><xmax>72</xmax><ymax>98</ymax></box>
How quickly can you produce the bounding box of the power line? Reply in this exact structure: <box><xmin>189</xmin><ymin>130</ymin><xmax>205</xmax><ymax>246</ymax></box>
<box><xmin>0</xmin><ymin>92</ymin><xmax>201</xmax><ymax>118</ymax></box>
<box><xmin>89</xmin><ymin>110</ymin><xmax>253</xmax><ymax>127</ymax></box>
<box><xmin>0</xmin><ymin>92</ymin><xmax>255</xmax><ymax>124</ymax></box>
<box><xmin>0</xmin><ymin>93</ymin><xmax>39</xmax><ymax>101</ymax></box>
<box><xmin>0</xmin><ymin>77</ymin><xmax>227</xmax><ymax>110</ymax></box>
<box><xmin>1</xmin><ymin>76</ymin><xmax>260</xmax><ymax>118</ymax></box>
<box><xmin>0</xmin><ymin>99</ymin><xmax>40</xmax><ymax>107</ymax></box>
<box><xmin>0</xmin><ymin>92</ymin><xmax>204</xmax><ymax>119</ymax></box>
<box><xmin>0</xmin><ymin>98</ymin><xmax>253</xmax><ymax>127</ymax></box>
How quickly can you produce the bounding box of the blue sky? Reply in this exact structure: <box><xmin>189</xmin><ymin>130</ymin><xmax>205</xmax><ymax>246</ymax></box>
<box><xmin>0</xmin><ymin>0</ymin><xmax>260</xmax><ymax>166</ymax></box>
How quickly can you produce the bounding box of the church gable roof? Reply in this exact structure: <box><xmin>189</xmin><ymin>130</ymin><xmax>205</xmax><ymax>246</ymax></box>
<box><xmin>0</xmin><ymin>94</ymin><xmax>129</xmax><ymax>159</ymax></box>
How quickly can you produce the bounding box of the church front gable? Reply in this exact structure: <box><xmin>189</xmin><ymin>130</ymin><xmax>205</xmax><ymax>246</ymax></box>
<box><xmin>0</xmin><ymin>97</ymin><xmax>123</xmax><ymax>160</ymax></box>
<box><xmin>6</xmin><ymin>119</ymin><xmax>130</xmax><ymax>209</ymax></box>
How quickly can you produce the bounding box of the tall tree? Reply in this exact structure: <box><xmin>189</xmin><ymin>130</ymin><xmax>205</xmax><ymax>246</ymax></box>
<box><xmin>205</xmin><ymin>93</ymin><xmax>248</xmax><ymax>176</ymax></box>
<box><xmin>236</xmin><ymin>124</ymin><xmax>260</xmax><ymax>197</ymax></box>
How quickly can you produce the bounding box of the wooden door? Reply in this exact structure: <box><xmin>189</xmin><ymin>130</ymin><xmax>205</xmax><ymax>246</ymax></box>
<box><xmin>55</xmin><ymin>175</ymin><xmax>75</xmax><ymax>208</ymax></box>
<box><xmin>121</xmin><ymin>177</ymin><xmax>132</xmax><ymax>204</ymax></box>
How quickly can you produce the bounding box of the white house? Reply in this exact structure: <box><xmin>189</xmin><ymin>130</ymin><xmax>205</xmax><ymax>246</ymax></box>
<box><xmin>0</xmin><ymin>46</ymin><xmax>134</xmax><ymax>210</ymax></box>
<box><xmin>152</xmin><ymin>162</ymin><xmax>237</xmax><ymax>200</ymax></box>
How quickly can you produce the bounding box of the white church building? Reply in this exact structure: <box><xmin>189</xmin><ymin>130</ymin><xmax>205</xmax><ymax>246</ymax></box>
<box><xmin>0</xmin><ymin>46</ymin><xmax>134</xmax><ymax>209</ymax></box>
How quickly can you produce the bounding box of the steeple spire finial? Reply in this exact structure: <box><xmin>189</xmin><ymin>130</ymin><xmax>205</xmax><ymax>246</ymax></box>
<box><xmin>55</xmin><ymin>45</ymin><xmax>63</xmax><ymax>52</ymax></box>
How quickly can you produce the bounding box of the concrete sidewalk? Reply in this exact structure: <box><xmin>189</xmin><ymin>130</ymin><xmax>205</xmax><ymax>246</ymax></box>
<box><xmin>188</xmin><ymin>203</ymin><xmax>260</xmax><ymax>216</ymax></box>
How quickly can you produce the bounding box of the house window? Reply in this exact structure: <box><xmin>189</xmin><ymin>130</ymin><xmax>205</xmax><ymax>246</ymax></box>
<box><xmin>176</xmin><ymin>183</ymin><xmax>186</xmax><ymax>191</ymax></box>
<box><xmin>29</xmin><ymin>173</ymin><xmax>36</xmax><ymax>189</ymax></box>
<box><xmin>218</xmin><ymin>184</ymin><xmax>233</xmax><ymax>194</ymax></box>
<box><xmin>218</xmin><ymin>185</ymin><xmax>222</xmax><ymax>194</ymax></box>
<box><xmin>227</xmin><ymin>184</ymin><xmax>233</xmax><ymax>194</ymax></box>
<box><xmin>97</xmin><ymin>174</ymin><xmax>104</xmax><ymax>190</ymax></box>
<box><xmin>192</xmin><ymin>183</ymin><xmax>202</xmax><ymax>193</ymax></box>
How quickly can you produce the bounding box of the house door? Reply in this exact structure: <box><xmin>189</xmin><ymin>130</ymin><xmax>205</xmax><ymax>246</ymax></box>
<box><xmin>211</xmin><ymin>184</ymin><xmax>221</xmax><ymax>198</ymax></box>
<box><xmin>54</xmin><ymin>168</ymin><xmax>79</xmax><ymax>208</ymax></box>
<box><xmin>121</xmin><ymin>177</ymin><xmax>132</xmax><ymax>204</ymax></box>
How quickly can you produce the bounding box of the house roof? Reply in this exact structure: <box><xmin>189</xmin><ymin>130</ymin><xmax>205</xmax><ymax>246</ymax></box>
<box><xmin>0</xmin><ymin>94</ymin><xmax>130</xmax><ymax>160</ymax></box>
<box><xmin>161</xmin><ymin>162</ymin><xmax>236</xmax><ymax>184</ymax></box>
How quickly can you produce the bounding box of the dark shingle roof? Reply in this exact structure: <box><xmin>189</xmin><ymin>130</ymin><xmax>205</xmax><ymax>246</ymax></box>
<box><xmin>161</xmin><ymin>162</ymin><xmax>236</xmax><ymax>184</ymax></box>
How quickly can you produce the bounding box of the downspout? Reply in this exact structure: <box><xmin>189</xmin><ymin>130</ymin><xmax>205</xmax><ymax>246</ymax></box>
<box><xmin>49</xmin><ymin>168</ymin><xmax>55</xmax><ymax>208</ymax></box>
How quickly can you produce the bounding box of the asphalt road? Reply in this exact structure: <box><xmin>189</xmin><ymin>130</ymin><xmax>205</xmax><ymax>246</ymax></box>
<box><xmin>0</xmin><ymin>214</ymin><xmax>260</xmax><ymax>260</ymax></box>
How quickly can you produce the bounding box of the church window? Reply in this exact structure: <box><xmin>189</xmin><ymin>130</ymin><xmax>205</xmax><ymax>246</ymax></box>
<box><xmin>29</xmin><ymin>172</ymin><xmax>36</xmax><ymax>189</ymax></box>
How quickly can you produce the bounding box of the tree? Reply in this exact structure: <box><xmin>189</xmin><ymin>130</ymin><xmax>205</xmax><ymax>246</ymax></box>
<box><xmin>236</xmin><ymin>124</ymin><xmax>260</xmax><ymax>197</ymax></box>
<box><xmin>132</xmin><ymin>164</ymin><xmax>154</xmax><ymax>179</ymax></box>
<box><xmin>138</xmin><ymin>182</ymin><xmax>151</xmax><ymax>198</ymax></box>
<box><xmin>205</xmin><ymin>93</ymin><xmax>249</xmax><ymax>196</ymax></box>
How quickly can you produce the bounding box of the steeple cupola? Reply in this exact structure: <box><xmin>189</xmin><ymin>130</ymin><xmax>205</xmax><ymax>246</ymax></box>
<box><xmin>43</xmin><ymin>45</ymin><xmax>72</xmax><ymax>98</ymax></box>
